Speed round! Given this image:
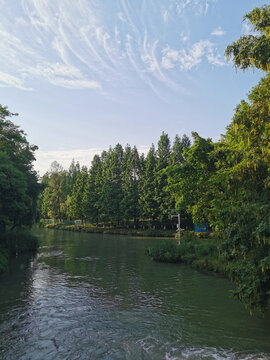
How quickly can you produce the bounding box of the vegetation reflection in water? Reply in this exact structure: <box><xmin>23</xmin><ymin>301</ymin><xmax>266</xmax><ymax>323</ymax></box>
<box><xmin>0</xmin><ymin>229</ymin><xmax>269</xmax><ymax>359</ymax></box>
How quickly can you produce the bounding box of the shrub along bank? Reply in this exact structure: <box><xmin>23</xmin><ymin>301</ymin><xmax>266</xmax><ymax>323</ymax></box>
<box><xmin>44</xmin><ymin>223</ymin><xmax>175</xmax><ymax>238</ymax></box>
<box><xmin>148</xmin><ymin>232</ymin><xmax>228</xmax><ymax>271</ymax></box>
<box><xmin>147</xmin><ymin>232</ymin><xmax>270</xmax><ymax>314</ymax></box>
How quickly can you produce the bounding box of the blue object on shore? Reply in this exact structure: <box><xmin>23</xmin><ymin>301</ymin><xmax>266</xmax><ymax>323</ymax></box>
<box><xmin>194</xmin><ymin>224</ymin><xmax>207</xmax><ymax>232</ymax></box>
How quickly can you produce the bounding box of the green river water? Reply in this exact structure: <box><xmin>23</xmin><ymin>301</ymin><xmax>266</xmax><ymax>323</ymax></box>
<box><xmin>0</xmin><ymin>229</ymin><xmax>269</xmax><ymax>359</ymax></box>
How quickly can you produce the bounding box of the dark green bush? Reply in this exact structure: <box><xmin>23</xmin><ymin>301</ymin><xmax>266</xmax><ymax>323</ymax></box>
<box><xmin>148</xmin><ymin>240</ymin><xmax>181</xmax><ymax>262</ymax></box>
<box><xmin>148</xmin><ymin>232</ymin><xmax>224</xmax><ymax>274</ymax></box>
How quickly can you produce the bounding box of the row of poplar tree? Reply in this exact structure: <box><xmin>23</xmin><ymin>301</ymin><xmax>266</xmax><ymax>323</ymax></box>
<box><xmin>40</xmin><ymin>133</ymin><xmax>191</xmax><ymax>229</ymax></box>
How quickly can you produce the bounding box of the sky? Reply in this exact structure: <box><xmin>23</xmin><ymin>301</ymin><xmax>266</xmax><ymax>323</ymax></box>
<box><xmin>0</xmin><ymin>0</ymin><xmax>266</xmax><ymax>175</ymax></box>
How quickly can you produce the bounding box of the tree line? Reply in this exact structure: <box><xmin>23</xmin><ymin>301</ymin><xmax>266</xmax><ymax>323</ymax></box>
<box><xmin>40</xmin><ymin>134</ymin><xmax>191</xmax><ymax>229</ymax></box>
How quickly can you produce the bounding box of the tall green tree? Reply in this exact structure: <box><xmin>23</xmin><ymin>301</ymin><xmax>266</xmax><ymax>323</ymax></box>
<box><xmin>155</xmin><ymin>132</ymin><xmax>172</xmax><ymax>227</ymax></box>
<box><xmin>0</xmin><ymin>105</ymin><xmax>39</xmax><ymax>230</ymax></box>
<box><xmin>139</xmin><ymin>144</ymin><xmax>158</xmax><ymax>225</ymax></box>
<box><xmin>82</xmin><ymin>155</ymin><xmax>102</xmax><ymax>224</ymax></box>
<box><xmin>214</xmin><ymin>4</ymin><xmax>270</xmax><ymax>312</ymax></box>
<box><xmin>211</xmin><ymin>75</ymin><xmax>270</xmax><ymax>312</ymax></box>
<box><xmin>101</xmin><ymin>144</ymin><xmax>123</xmax><ymax>225</ymax></box>
<box><xmin>121</xmin><ymin>146</ymin><xmax>140</xmax><ymax>227</ymax></box>
<box><xmin>167</xmin><ymin>132</ymin><xmax>215</xmax><ymax>225</ymax></box>
<box><xmin>170</xmin><ymin>134</ymin><xmax>191</xmax><ymax>166</ymax></box>
<box><xmin>69</xmin><ymin>166</ymin><xmax>88</xmax><ymax>221</ymax></box>
<box><xmin>41</xmin><ymin>162</ymin><xmax>66</xmax><ymax>220</ymax></box>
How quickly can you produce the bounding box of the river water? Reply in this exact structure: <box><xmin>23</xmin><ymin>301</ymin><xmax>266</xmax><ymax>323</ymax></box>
<box><xmin>0</xmin><ymin>229</ymin><xmax>269</xmax><ymax>360</ymax></box>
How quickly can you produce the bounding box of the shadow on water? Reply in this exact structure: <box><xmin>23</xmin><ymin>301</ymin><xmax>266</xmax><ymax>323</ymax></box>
<box><xmin>0</xmin><ymin>229</ymin><xmax>269</xmax><ymax>359</ymax></box>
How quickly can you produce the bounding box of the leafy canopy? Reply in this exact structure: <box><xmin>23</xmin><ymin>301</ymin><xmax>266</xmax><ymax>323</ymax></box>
<box><xmin>225</xmin><ymin>5</ymin><xmax>270</xmax><ymax>72</ymax></box>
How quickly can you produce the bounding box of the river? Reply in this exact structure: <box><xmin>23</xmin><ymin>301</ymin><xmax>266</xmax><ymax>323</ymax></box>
<box><xmin>0</xmin><ymin>229</ymin><xmax>269</xmax><ymax>359</ymax></box>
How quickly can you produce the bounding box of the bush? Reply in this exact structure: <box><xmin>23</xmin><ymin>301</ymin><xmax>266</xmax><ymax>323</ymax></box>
<box><xmin>148</xmin><ymin>240</ymin><xmax>181</xmax><ymax>262</ymax></box>
<box><xmin>148</xmin><ymin>231</ymin><xmax>224</xmax><ymax>274</ymax></box>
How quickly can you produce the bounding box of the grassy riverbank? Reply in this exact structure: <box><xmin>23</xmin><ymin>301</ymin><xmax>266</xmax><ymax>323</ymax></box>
<box><xmin>0</xmin><ymin>230</ymin><xmax>38</xmax><ymax>275</ymax></box>
<box><xmin>44</xmin><ymin>223</ymin><xmax>176</xmax><ymax>237</ymax></box>
<box><xmin>147</xmin><ymin>232</ymin><xmax>229</xmax><ymax>275</ymax></box>
<box><xmin>147</xmin><ymin>234</ymin><xmax>270</xmax><ymax>314</ymax></box>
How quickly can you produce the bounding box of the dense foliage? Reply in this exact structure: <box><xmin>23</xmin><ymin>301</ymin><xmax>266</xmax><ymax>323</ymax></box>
<box><xmin>0</xmin><ymin>105</ymin><xmax>39</xmax><ymax>230</ymax></box>
<box><xmin>225</xmin><ymin>5</ymin><xmax>270</xmax><ymax>72</ymax></box>
<box><xmin>0</xmin><ymin>105</ymin><xmax>39</xmax><ymax>273</ymax></box>
<box><xmin>40</xmin><ymin>133</ymin><xmax>191</xmax><ymax>230</ymax></box>
<box><xmin>148</xmin><ymin>234</ymin><xmax>223</xmax><ymax>272</ymax></box>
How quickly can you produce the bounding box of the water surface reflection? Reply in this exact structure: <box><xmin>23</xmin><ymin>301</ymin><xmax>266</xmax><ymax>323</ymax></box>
<box><xmin>0</xmin><ymin>230</ymin><xmax>269</xmax><ymax>359</ymax></box>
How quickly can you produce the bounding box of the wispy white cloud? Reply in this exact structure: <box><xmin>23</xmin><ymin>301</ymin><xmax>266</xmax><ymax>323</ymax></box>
<box><xmin>180</xmin><ymin>32</ymin><xmax>189</xmax><ymax>42</ymax></box>
<box><xmin>142</xmin><ymin>38</ymin><xmax>160</xmax><ymax>72</ymax></box>
<box><xmin>0</xmin><ymin>0</ymin><xmax>222</xmax><ymax>95</ymax></box>
<box><xmin>141</xmin><ymin>33</ymin><xmax>179</xmax><ymax>93</ymax></box>
<box><xmin>180</xmin><ymin>40</ymin><xmax>213</xmax><ymax>70</ymax></box>
<box><xmin>211</xmin><ymin>26</ymin><xmax>225</xmax><ymax>36</ymax></box>
<box><xmin>162</xmin><ymin>10</ymin><xmax>169</xmax><ymax>23</ymax></box>
<box><xmin>206</xmin><ymin>52</ymin><xmax>225</xmax><ymax>66</ymax></box>
<box><xmin>117</xmin><ymin>12</ymin><xmax>126</xmax><ymax>23</ymax></box>
<box><xmin>25</xmin><ymin>63</ymin><xmax>101</xmax><ymax>89</ymax></box>
<box><xmin>162</xmin><ymin>40</ymin><xmax>225</xmax><ymax>70</ymax></box>
<box><xmin>125</xmin><ymin>34</ymin><xmax>162</xmax><ymax>98</ymax></box>
<box><xmin>162</xmin><ymin>48</ymin><xmax>181</xmax><ymax>69</ymax></box>
<box><xmin>0</xmin><ymin>72</ymin><xmax>32</xmax><ymax>91</ymax></box>
<box><xmin>175</xmin><ymin>0</ymin><xmax>217</xmax><ymax>16</ymax></box>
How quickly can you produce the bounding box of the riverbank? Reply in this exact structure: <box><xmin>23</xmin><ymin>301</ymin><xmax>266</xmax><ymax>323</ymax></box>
<box><xmin>147</xmin><ymin>233</ymin><xmax>270</xmax><ymax>314</ymax></box>
<box><xmin>44</xmin><ymin>223</ymin><xmax>176</xmax><ymax>238</ymax></box>
<box><xmin>44</xmin><ymin>224</ymin><xmax>226</xmax><ymax>273</ymax></box>
<box><xmin>0</xmin><ymin>230</ymin><xmax>38</xmax><ymax>275</ymax></box>
<box><xmin>147</xmin><ymin>232</ymin><xmax>229</xmax><ymax>275</ymax></box>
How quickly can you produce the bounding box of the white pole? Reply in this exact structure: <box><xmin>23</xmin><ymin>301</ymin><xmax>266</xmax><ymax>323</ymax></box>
<box><xmin>170</xmin><ymin>212</ymin><xmax>181</xmax><ymax>245</ymax></box>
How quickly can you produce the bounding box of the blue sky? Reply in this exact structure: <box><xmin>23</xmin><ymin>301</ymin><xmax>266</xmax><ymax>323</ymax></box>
<box><xmin>0</xmin><ymin>0</ymin><xmax>266</xmax><ymax>174</ymax></box>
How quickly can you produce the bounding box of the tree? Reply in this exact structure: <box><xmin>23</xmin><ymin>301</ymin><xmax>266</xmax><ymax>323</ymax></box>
<box><xmin>0</xmin><ymin>105</ymin><xmax>39</xmax><ymax>230</ymax></box>
<box><xmin>170</xmin><ymin>134</ymin><xmax>191</xmax><ymax>166</ymax></box>
<box><xmin>139</xmin><ymin>145</ymin><xmax>159</xmax><ymax>226</ymax></box>
<box><xmin>211</xmin><ymin>75</ymin><xmax>270</xmax><ymax>312</ymax></box>
<box><xmin>67</xmin><ymin>160</ymin><xmax>81</xmax><ymax>193</ymax></box>
<box><xmin>100</xmin><ymin>145</ymin><xmax>123</xmax><ymax>225</ymax></box>
<box><xmin>121</xmin><ymin>146</ymin><xmax>140</xmax><ymax>227</ymax></box>
<box><xmin>40</xmin><ymin>162</ymin><xmax>66</xmax><ymax>220</ymax></box>
<box><xmin>213</xmin><ymin>4</ymin><xmax>270</xmax><ymax>312</ymax></box>
<box><xmin>154</xmin><ymin>132</ymin><xmax>172</xmax><ymax>227</ymax></box>
<box><xmin>167</xmin><ymin>132</ymin><xmax>215</xmax><ymax>225</ymax></box>
<box><xmin>69</xmin><ymin>166</ymin><xmax>88</xmax><ymax>221</ymax></box>
<box><xmin>82</xmin><ymin>155</ymin><xmax>102</xmax><ymax>224</ymax></box>
<box><xmin>225</xmin><ymin>5</ymin><xmax>270</xmax><ymax>72</ymax></box>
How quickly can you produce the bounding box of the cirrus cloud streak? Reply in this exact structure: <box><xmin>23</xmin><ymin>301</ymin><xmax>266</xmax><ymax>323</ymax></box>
<box><xmin>0</xmin><ymin>0</ymin><xmax>224</xmax><ymax>95</ymax></box>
